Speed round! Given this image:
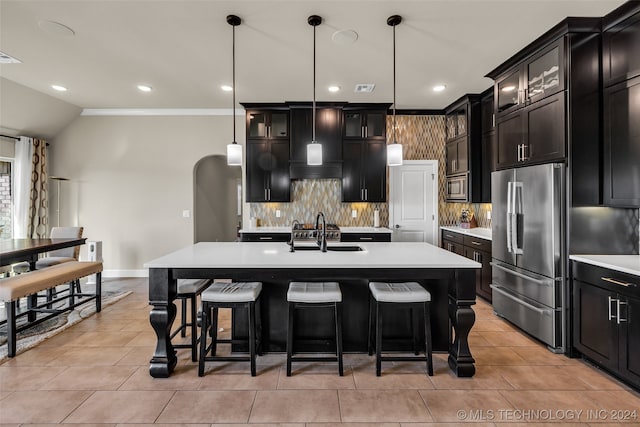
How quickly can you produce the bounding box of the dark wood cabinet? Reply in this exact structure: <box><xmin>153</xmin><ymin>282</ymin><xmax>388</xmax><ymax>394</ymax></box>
<box><xmin>341</xmin><ymin>232</ymin><xmax>391</xmax><ymax>242</ymax></box>
<box><xmin>441</xmin><ymin>229</ymin><xmax>492</xmax><ymax>301</ymax></box>
<box><xmin>572</xmin><ymin>261</ymin><xmax>640</xmax><ymax>389</ymax></box>
<box><xmin>246</xmin><ymin>110</ymin><xmax>289</xmax><ymax>140</ymax></box>
<box><xmin>246</xmin><ymin>139</ymin><xmax>290</xmax><ymax>202</ymax></box>
<box><xmin>444</xmin><ymin>95</ymin><xmax>482</xmax><ymax>202</ymax></box>
<box><xmin>479</xmin><ymin>87</ymin><xmax>495</xmax><ymax>201</ymax></box>
<box><xmin>342</xmin><ymin>140</ymin><xmax>386</xmax><ymax>202</ymax></box>
<box><xmin>289</xmin><ymin>105</ymin><xmax>343</xmax><ymax>179</ymax></box>
<box><xmin>603</xmin><ymin>1</ymin><xmax>640</xmax><ymax>86</ymax></box>
<box><xmin>240</xmin><ymin>232</ymin><xmax>290</xmax><ymax>242</ymax></box>
<box><xmin>343</xmin><ymin>109</ymin><xmax>386</xmax><ymax>140</ymax></box>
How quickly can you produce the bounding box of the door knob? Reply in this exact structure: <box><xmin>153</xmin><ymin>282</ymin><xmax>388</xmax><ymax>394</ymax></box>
<box><xmin>395</xmin><ymin>224</ymin><xmax>400</xmax><ymax>228</ymax></box>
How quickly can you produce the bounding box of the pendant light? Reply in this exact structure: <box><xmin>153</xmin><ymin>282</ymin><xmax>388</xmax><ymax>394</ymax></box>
<box><xmin>307</xmin><ymin>15</ymin><xmax>323</xmax><ymax>166</ymax></box>
<box><xmin>226</xmin><ymin>14</ymin><xmax>242</xmax><ymax>166</ymax></box>
<box><xmin>387</xmin><ymin>15</ymin><xmax>403</xmax><ymax>166</ymax></box>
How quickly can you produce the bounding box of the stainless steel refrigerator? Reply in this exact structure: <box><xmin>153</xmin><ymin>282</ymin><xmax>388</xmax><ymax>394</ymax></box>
<box><xmin>491</xmin><ymin>163</ymin><xmax>565</xmax><ymax>351</ymax></box>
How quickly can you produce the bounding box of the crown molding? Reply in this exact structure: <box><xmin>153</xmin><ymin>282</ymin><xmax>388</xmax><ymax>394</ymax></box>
<box><xmin>81</xmin><ymin>108</ymin><xmax>245</xmax><ymax>116</ymax></box>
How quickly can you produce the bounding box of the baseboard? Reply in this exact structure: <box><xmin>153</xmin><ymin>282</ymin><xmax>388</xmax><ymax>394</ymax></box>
<box><xmin>103</xmin><ymin>269</ymin><xmax>148</xmax><ymax>278</ymax></box>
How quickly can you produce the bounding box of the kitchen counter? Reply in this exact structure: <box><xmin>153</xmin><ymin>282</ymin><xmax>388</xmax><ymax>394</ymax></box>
<box><xmin>569</xmin><ymin>254</ymin><xmax>640</xmax><ymax>277</ymax></box>
<box><xmin>340</xmin><ymin>227</ymin><xmax>392</xmax><ymax>233</ymax></box>
<box><xmin>146</xmin><ymin>241</ymin><xmax>480</xmax><ymax>378</ymax></box>
<box><xmin>238</xmin><ymin>226</ymin><xmax>393</xmax><ymax>234</ymax></box>
<box><xmin>441</xmin><ymin>226</ymin><xmax>492</xmax><ymax>241</ymax></box>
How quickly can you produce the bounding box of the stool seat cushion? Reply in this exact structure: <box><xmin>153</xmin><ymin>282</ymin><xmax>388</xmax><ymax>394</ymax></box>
<box><xmin>288</xmin><ymin>282</ymin><xmax>342</xmax><ymax>303</ymax></box>
<box><xmin>201</xmin><ymin>281</ymin><xmax>262</xmax><ymax>303</ymax></box>
<box><xmin>369</xmin><ymin>282</ymin><xmax>431</xmax><ymax>303</ymax></box>
<box><xmin>177</xmin><ymin>278</ymin><xmax>211</xmax><ymax>295</ymax></box>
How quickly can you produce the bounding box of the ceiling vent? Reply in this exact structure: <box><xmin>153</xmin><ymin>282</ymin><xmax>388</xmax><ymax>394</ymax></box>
<box><xmin>354</xmin><ymin>83</ymin><xmax>375</xmax><ymax>93</ymax></box>
<box><xmin>0</xmin><ymin>51</ymin><xmax>21</xmax><ymax>64</ymax></box>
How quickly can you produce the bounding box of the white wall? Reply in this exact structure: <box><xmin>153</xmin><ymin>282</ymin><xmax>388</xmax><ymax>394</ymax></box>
<box><xmin>50</xmin><ymin>114</ymin><xmax>246</xmax><ymax>276</ymax></box>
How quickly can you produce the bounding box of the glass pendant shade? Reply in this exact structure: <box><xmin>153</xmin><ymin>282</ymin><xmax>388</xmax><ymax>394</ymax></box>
<box><xmin>387</xmin><ymin>143</ymin><xmax>403</xmax><ymax>166</ymax></box>
<box><xmin>307</xmin><ymin>142</ymin><xmax>323</xmax><ymax>166</ymax></box>
<box><xmin>227</xmin><ymin>143</ymin><xmax>242</xmax><ymax>166</ymax></box>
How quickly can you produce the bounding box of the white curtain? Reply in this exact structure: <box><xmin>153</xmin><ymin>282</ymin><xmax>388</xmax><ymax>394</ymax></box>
<box><xmin>13</xmin><ymin>136</ymin><xmax>33</xmax><ymax>238</ymax></box>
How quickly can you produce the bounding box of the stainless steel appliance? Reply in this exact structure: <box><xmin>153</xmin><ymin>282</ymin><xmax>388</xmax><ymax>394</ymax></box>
<box><xmin>491</xmin><ymin>163</ymin><xmax>565</xmax><ymax>351</ymax></box>
<box><xmin>446</xmin><ymin>174</ymin><xmax>468</xmax><ymax>200</ymax></box>
<box><xmin>291</xmin><ymin>222</ymin><xmax>341</xmax><ymax>242</ymax></box>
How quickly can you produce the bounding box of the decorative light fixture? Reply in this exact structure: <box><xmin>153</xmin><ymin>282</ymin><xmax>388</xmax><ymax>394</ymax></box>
<box><xmin>307</xmin><ymin>15</ymin><xmax>323</xmax><ymax>166</ymax></box>
<box><xmin>387</xmin><ymin>15</ymin><xmax>403</xmax><ymax>166</ymax></box>
<box><xmin>226</xmin><ymin>14</ymin><xmax>242</xmax><ymax>166</ymax></box>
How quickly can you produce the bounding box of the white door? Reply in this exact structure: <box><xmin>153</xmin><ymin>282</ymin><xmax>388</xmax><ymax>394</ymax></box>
<box><xmin>389</xmin><ymin>160</ymin><xmax>438</xmax><ymax>244</ymax></box>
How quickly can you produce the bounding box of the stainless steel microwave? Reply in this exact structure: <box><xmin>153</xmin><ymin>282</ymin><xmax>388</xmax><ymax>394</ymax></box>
<box><xmin>446</xmin><ymin>173</ymin><xmax>468</xmax><ymax>201</ymax></box>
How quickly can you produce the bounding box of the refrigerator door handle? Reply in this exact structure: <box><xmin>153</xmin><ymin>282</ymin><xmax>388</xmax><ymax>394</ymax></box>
<box><xmin>490</xmin><ymin>285</ymin><xmax>554</xmax><ymax>315</ymax></box>
<box><xmin>490</xmin><ymin>262</ymin><xmax>554</xmax><ymax>287</ymax></box>
<box><xmin>513</xmin><ymin>182</ymin><xmax>524</xmax><ymax>255</ymax></box>
<box><xmin>506</xmin><ymin>181</ymin><xmax>513</xmax><ymax>253</ymax></box>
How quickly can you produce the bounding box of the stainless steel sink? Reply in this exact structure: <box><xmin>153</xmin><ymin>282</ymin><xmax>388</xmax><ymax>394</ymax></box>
<box><xmin>291</xmin><ymin>245</ymin><xmax>363</xmax><ymax>252</ymax></box>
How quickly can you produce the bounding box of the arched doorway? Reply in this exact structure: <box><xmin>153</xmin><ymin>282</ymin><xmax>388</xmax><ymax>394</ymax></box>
<box><xmin>193</xmin><ymin>155</ymin><xmax>242</xmax><ymax>242</ymax></box>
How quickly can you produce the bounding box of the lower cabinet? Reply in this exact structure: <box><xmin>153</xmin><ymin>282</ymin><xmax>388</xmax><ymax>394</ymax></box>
<box><xmin>572</xmin><ymin>261</ymin><xmax>640</xmax><ymax>389</ymax></box>
<box><xmin>239</xmin><ymin>233</ymin><xmax>290</xmax><ymax>242</ymax></box>
<box><xmin>441</xmin><ymin>229</ymin><xmax>492</xmax><ymax>301</ymax></box>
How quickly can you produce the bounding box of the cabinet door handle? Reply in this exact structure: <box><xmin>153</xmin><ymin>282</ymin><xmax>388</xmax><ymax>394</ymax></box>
<box><xmin>452</xmin><ymin>159</ymin><xmax>457</xmax><ymax>172</ymax></box>
<box><xmin>608</xmin><ymin>296</ymin><xmax>617</xmax><ymax>321</ymax></box>
<box><xmin>471</xmin><ymin>241</ymin><xmax>482</xmax><ymax>246</ymax></box>
<box><xmin>517</xmin><ymin>144</ymin><xmax>522</xmax><ymax>162</ymax></box>
<box><xmin>492</xmin><ymin>113</ymin><xmax>495</xmax><ymax>127</ymax></box>
<box><xmin>259</xmin><ymin>236</ymin><xmax>273</xmax><ymax>240</ymax></box>
<box><xmin>361</xmin><ymin>189</ymin><xmax>364</xmax><ymax>200</ymax></box>
<box><xmin>521</xmin><ymin>144</ymin><xmax>529</xmax><ymax>161</ymax></box>
<box><xmin>475</xmin><ymin>251</ymin><xmax>481</xmax><ymax>262</ymax></box>
<box><xmin>602</xmin><ymin>277</ymin><xmax>636</xmax><ymax>288</ymax></box>
<box><xmin>365</xmin><ymin>188</ymin><xmax>368</xmax><ymax>200</ymax></box>
<box><xmin>617</xmin><ymin>300</ymin><xmax>627</xmax><ymax>324</ymax></box>
<box><xmin>359</xmin><ymin>237</ymin><xmax>374</xmax><ymax>241</ymax></box>
<box><xmin>264</xmin><ymin>188</ymin><xmax>268</xmax><ymax>200</ymax></box>
<box><xmin>268</xmin><ymin>188</ymin><xmax>271</xmax><ymax>200</ymax></box>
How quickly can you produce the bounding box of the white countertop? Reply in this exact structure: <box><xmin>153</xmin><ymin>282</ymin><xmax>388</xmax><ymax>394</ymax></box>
<box><xmin>239</xmin><ymin>226</ymin><xmax>393</xmax><ymax>234</ymax></box>
<box><xmin>441</xmin><ymin>226</ymin><xmax>492</xmax><ymax>241</ymax></box>
<box><xmin>145</xmin><ymin>241</ymin><xmax>481</xmax><ymax>270</ymax></box>
<box><xmin>569</xmin><ymin>255</ymin><xmax>640</xmax><ymax>277</ymax></box>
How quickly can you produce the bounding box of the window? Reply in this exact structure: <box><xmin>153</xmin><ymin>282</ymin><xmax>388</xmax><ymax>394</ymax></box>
<box><xmin>0</xmin><ymin>158</ymin><xmax>14</xmax><ymax>239</ymax></box>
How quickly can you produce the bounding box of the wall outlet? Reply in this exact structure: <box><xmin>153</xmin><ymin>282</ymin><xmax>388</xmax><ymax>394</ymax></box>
<box><xmin>487</xmin><ymin>211</ymin><xmax>491</xmax><ymax>220</ymax></box>
<box><xmin>182</xmin><ymin>209</ymin><xmax>191</xmax><ymax>218</ymax></box>
<box><xmin>276</xmin><ymin>210</ymin><xmax>281</xmax><ymax>218</ymax></box>
<box><xmin>352</xmin><ymin>209</ymin><xmax>357</xmax><ymax>218</ymax></box>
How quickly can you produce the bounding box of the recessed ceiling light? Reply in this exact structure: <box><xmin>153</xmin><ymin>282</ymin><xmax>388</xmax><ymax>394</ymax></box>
<box><xmin>221</xmin><ymin>85</ymin><xmax>233</xmax><ymax>92</ymax></box>
<box><xmin>328</xmin><ymin>85</ymin><xmax>340</xmax><ymax>93</ymax></box>
<box><xmin>502</xmin><ymin>85</ymin><xmax>516</xmax><ymax>92</ymax></box>
<box><xmin>433</xmin><ymin>84</ymin><xmax>446</xmax><ymax>92</ymax></box>
<box><xmin>331</xmin><ymin>29</ymin><xmax>358</xmax><ymax>45</ymax></box>
<box><xmin>51</xmin><ymin>84</ymin><xmax>67</xmax><ymax>92</ymax></box>
<box><xmin>137</xmin><ymin>85</ymin><xmax>152</xmax><ymax>92</ymax></box>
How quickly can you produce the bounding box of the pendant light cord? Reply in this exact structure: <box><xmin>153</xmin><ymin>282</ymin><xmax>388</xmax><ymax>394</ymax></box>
<box><xmin>312</xmin><ymin>22</ymin><xmax>316</xmax><ymax>143</ymax></box>
<box><xmin>392</xmin><ymin>22</ymin><xmax>396</xmax><ymax>144</ymax></box>
<box><xmin>232</xmin><ymin>22</ymin><xmax>236</xmax><ymax>144</ymax></box>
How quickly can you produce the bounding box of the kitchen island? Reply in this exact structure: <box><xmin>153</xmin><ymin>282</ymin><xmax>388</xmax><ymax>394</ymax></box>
<box><xmin>145</xmin><ymin>241</ymin><xmax>480</xmax><ymax>378</ymax></box>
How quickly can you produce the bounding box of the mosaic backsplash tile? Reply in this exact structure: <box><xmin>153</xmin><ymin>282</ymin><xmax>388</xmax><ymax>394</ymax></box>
<box><xmin>249</xmin><ymin>114</ymin><xmax>491</xmax><ymax>228</ymax></box>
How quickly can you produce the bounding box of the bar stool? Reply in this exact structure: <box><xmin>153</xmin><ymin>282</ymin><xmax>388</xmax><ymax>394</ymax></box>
<box><xmin>368</xmin><ymin>281</ymin><xmax>433</xmax><ymax>376</ymax></box>
<box><xmin>198</xmin><ymin>281</ymin><xmax>262</xmax><ymax>377</ymax></box>
<box><xmin>170</xmin><ymin>278</ymin><xmax>212</xmax><ymax>362</ymax></box>
<box><xmin>286</xmin><ymin>281</ymin><xmax>343</xmax><ymax>376</ymax></box>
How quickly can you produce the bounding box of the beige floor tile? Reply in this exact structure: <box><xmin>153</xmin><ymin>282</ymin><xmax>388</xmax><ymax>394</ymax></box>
<box><xmin>582</xmin><ymin>390</ymin><xmax>640</xmax><ymax>414</ymax></box>
<box><xmin>69</xmin><ymin>318</ymin><xmax>133</xmax><ymax>332</ymax></box>
<box><xmin>589</xmin><ymin>424</ymin><xmax>640</xmax><ymax>427</ymax></box>
<box><xmin>471</xmin><ymin>346</ymin><xmax>528</xmax><ymax>366</ymax></box>
<box><xmin>0</xmin><ymin>345</ymin><xmax>69</xmax><ymax>367</ymax></box>
<box><xmin>64</xmin><ymin>390</ymin><xmax>174</xmax><ymax>423</ymax></box>
<box><xmin>63</xmin><ymin>330</ymin><xmax>140</xmax><ymax>347</ymax></box>
<box><xmin>499</xmin><ymin>365</ymin><xmax>592</xmax><ymax>390</ymax></box>
<box><xmin>478</xmin><ymin>331</ymin><xmax>540</xmax><ymax>347</ymax></box>
<box><xmin>24</xmin><ymin>424</ymin><xmax>116</xmax><ymax>427</ymax></box>
<box><xmin>339</xmin><ymin>389</ymin><xmax>432</xmax><ymax>423</ymax></box>
<box><xmin>115</xmin><ymin>424</ymin><xmax>208</xmax><ymax>427</ymax></box>
<box><xmin>510</xmin><ymin>346</ymin><xmax>578</xmax><ymax>366</ymax></box>
<box><xmin>428</xmin><ymin>365</ymin><xmax>514</xmax><ymax>390</ymax></box>
<box><xmin>499</xmin><ymin>424</ymin><xmax>588</xmax><ymax>427</ymax></box>
<box><xmin>250</xmin><ymin>390</ymin><xmax>341</xmax><ymax>423</ymax></box>
<box><xmin>0</xmin><ymin>366</ymin><xmax>66</xmax><ymax>391</ymax></box>
<box><xmin>400</xmin><ymin>424</ymin><xmax>496</xmax><ymax>427</ymax></box>
<box><xmin>0</xmin><ymin>390</ymin><xmax>92</xmax><ymax>423</ymax></box>
<box><xmin>211</xmin><ymin>424</ymin><xmax>304</xmax><ymax>427</ymax></box>
<box><xmin>40</xmin><ymin>365</ymin><xmax>137</xmax><ymax>390</ymax></box>
<box><xmin>468</xmin><ymin>333</ymin><xmax>493</xmax><ymax>347</ymax></box>
<box><xmin>115</xmin><ymin>346</ymin><xmax>153</xmax><ymax>366</ymax></box>
<box><xmin>123</xmin><ymin>330</ymin><xmax>159</xmax><ymax>347</ymax></box>
<box><xmin>352</xmin><ymin>367</ymin><xmax>434</xmax><ymax>389</ymax></box>
<box><xmin>498</xmin><ymin>390</ymin><xmax>601</xmax><ymax>422</ymax></box>
<box><xmin>312</xmin><ymin>424</ymin><xmax>399</xmax><ymax>427</ymax></box>
<box><xmin>277</xmin><ymin>366</ymin><xmax>356</xmax><ymax>389</ymax></box>
<box><xmin>47</xmin><ymin>346</ymin><xmax>132</xmax><ymax>366</ymax></box>
<box><xmin>156</xmin><ymin>390</ymin><xmax>255</xmax><ymax>423</ymax></box>
<box><xmin>199</xmin><ymin>364</ymin><xmax>280</xmax><ymax>390</ymax></box>
<box><xmin>561</xmin><ymin>363</ymin><xmax>627</xmax><ymax>390</ymax></box>
<box><xmin>419</xmin><ymin>389</ymin><xmax>514</xmax><ymax>422</ymax></box>
<box><xmin>35</xmin><ymin>330</ymin><xmax>86</xmax><ymax>347</ymax></box>
<box><xmin>473</xmin><ymin>319</ymin><xmax>518</xmax><ymax>332</ymax></box>
<box><xmin>119</xmin><ymin>365</ymin><xmax>202</xmax><ymax>390</ymax></box>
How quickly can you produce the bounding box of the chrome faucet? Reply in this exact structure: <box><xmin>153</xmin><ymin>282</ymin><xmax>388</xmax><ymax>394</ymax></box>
<box><xmin>315</xmin><ymin>212</ymin><xmax>327</xmax><ymax>252</ymax></box>
<box><xmin>288</xmin><ymin>219</ymin><xmax>300</xmax><ymax>252</ymax></box>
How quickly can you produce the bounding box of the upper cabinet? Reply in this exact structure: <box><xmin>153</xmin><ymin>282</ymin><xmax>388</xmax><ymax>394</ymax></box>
<box><xmin>603</xmin><ymin>1</ymin><xmax>640</xmax><ymax>86</ymax></box>
<box><xmin>289</xmin><ymin>104</ymin><xmax>344</xmax><ymax>179</ymax></box>
<box><xmin>444</xmin><ymin>95</ymin><xmax>486</xmax><ymax>203</ymax></box>
<box><xmin>342</xmin><ymin>104</ymin><xmax>389</xmax><ymax>202</ymax></box>
<box><xmin>480</xmin><ymin>87</ymin><xmax>495</xmax><ymax>202</ymax></box>
<box><xmin>602</xmin><ymin>2</ymin><xmax>640</xmax><ymax>208</ymax></box>
<box><xmin>247</xmin><ymin>109</ymin><xmax>289</xmax><ymax>140</ymax></box>
<box><xmin>487</xmin><ymin>18</ymin><xmax>602</xmax><ymax>206</ymax></box>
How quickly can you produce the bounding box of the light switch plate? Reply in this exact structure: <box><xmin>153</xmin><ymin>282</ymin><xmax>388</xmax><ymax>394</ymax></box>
<box><xmin>276</xmin><ymin>210</ymin><xmax>281</xmax><ymax>218</ymax></box>
<box><xmin>182</xmin><ymin>209</ymin><xmax>191</xmax><ymax>218</ymax></box>
<box><xmin>352</xmin><ymin>210</ymin><xmax>357</xmax><ymax>218</ymax></box>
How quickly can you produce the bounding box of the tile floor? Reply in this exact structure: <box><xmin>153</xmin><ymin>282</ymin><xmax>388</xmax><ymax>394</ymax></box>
<box><xmin>1</xmin><ymin>277</ymin><xmax>639</xmax><ymax>426</ymax></box>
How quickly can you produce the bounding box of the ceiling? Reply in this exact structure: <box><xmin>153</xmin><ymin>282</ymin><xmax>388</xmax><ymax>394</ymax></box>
<box><xmin>0</xmin><ymin>0</ymin><xmax>627</xmax><ymax>111</ymax></box>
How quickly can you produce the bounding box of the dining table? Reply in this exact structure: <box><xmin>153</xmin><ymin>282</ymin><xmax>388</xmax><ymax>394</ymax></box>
<box><xmin>0</xmin><ymin>238</ymin><xmax>87</xmax><ymax>269</ymax></box>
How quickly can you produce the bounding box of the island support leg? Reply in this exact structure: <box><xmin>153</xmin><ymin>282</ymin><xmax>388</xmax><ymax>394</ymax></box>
<box><xmin>448</xmin><ymin>269</ymin><xmax>476</xmax><ymax>377</ymax></box>
<box><xmin>149</xmin><ymin>268</ymin><xmax>177</xmax><ymax>378</ymax></box>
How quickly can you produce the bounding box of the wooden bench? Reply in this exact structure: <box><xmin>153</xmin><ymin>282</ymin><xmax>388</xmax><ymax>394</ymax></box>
<box><xmin>0</xmin><ymin>261</ymin><xmax>103</xmax><ymax>357</ymax></box>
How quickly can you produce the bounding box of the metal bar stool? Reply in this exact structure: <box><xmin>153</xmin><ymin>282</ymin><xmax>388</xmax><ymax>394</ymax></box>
<box><xmin>170</xmin><ymin>278</ymin><xmax>212</xmax><ymax>362</ymax></box>
<box><xmin>367</xmin><ymin>281</ymin><xmax>433</xmax><ymax>376</ymax></box>
<box><xmin>286</xmin><ymin>281</ymin><xmax>343</xmax><ymax>376</ymax></box>
<box><xmin>198</xmin><ymin>281</ymin><xmax>262</xmax><ymax>377</ymax></box>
